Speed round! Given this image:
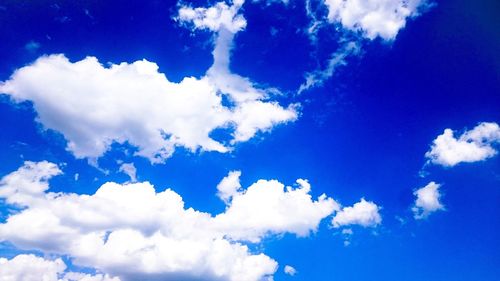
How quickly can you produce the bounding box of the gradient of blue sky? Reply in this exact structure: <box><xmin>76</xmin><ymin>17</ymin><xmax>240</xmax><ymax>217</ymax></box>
<box><xmin>0</xmin><ymin>0</ymin><xmax>499</xmax><ymax>281</ymax></box>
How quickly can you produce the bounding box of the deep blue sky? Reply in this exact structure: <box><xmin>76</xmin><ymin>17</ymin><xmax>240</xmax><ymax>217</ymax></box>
<box><xmin>0</xmin><ymin>0</ymin><xmax>499</xmax><ymax>280</ymax></box>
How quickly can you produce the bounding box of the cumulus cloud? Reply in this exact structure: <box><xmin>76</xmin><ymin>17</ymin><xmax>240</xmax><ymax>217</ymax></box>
<box><xmin>0</xmin><ymin>0</ymin><xmax>297</xmax><ymax>164</ymax></box>
<box><xmin>0</xmin><ymin>254</ymin><xmax>119</xmax><ymax>281</ymax></box>
<box><xmin>332</xmin><ymin>198</ymin><xmax>382</xmax><ymax>228</ymax></box>
<box><xmin>283</xmin><ymin>265</ymin><xmax>297</xmax><ymax>276</ymax></box>
<box><xmin>177</xmin><ymin>0</ymin><xmax>246</xmax><ymax>33</ymax></box>
<box><xmin>0</xmin><ymin>161</ymin><xmax>341</xmax><ymax>281</ymax></box>
<box><xmin>425</xmin><ymin>122</ymin><xmax>500</xmax><ymax>167</ymax></box>
<box><xmin>323</xmin><ymin>0</ymin><xmax>431</xmax><ymax>40</ymax></box>
<box><xmin>0</xmin><ymin>160</ymin><xmax>61</xmax><ymax>205</ymax></box>
<box><xmin>214</xmin><ymin>178</ymin><xmax>339</xmax><ymax>242</ymax></box>
<box><xmin>412</xmin><ymin>181</ymin><xmax>444</xmax><ymax>219</ymax></box>
<box><xmin>216</xmin><ymin>170</ymin><xmax>242</xmax><ymax>203</ymax></box>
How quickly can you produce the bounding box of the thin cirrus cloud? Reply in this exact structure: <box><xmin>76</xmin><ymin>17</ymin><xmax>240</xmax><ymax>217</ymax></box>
<box><xmin>412</xmin><ymin>181</ymin><xmax>444</xmax><ymax>219</ymax></box>
<box><xmin>425</xmin><ymin>122</ymin><xmax>500</xmax><ymax>167</ymax></box>
<box><xmin>0</xmin><ymin>0</ymin><xmax>297</xmax><ymax>164</ymax></box>
<box><xmin>0</xmin><ymin>161</ymin><xmax>374</xmax><ymax>281</ymax></box>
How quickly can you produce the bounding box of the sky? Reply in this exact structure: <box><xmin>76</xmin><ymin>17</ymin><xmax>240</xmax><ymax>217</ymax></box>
<box><xmin>0</xmin><ymin>0</ymin><xmax>499</xmax><ymax>281</ymax></box>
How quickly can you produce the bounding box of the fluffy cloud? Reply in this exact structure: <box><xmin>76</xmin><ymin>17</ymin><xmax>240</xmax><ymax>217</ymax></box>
<box><xmin>323</xmin><ymin>0</ymin><xmax>431</xmax><ymax>40</ymax></box>
<box><xmin>0</xmin><ymin>254</ymin><xmax>119</xmax><ymax>281</ymax></box>
<box><xmin>332</xmin><ymin>198</ymin><xmax>382</xmax><ymax>228</ymax></box>
<box><xmin>425</xmin><ymin>122</ymin><xmax>500</xmax><ymax>167</ymax></box>
<box><xmin>283</xmin><ymin>265</ymin><xmax>297</xmax><ymax>276</ymax></box>
<box><xmin>0</xmin><ymin>160</ymin><xmax>61</xmax><ymax>205</ymax></box>
<box><xmin>177</xmin><ymin>0</ymin><xmax>246</xmax><ymax>33</ymax></box>
<box><xmin>0</xmin><ymin>162</ymin><xmax>341</xmax><ymax>281</ymax></box>
<box><xmin>0</xmin><ymin>0</ymin><xmax>297</xmax><ymax>164</ymax></box>
<box><xmin>216</xmin><ymin>170</ymin><xmax>242</xmax><ymax>203</ymax></box>
<box><xmin>214</xmin><ymin>178</ymin><xmax>339</xmax><ymax>242</ymax></box>
<box><xmin>412</xmin><ymin>181</ymin><xmax>444</xmax><ymax>219</ymax></box>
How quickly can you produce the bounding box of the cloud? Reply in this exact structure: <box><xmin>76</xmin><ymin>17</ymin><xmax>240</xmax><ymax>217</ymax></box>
<box><xmin>412</xmin><ymin>181</ymin><xmax>444</xmax><ymax>219</ymax></box>
<box><xmin>0</xmin><ymin>160</ymin><xmax>61</xmax><ymax>206</ymax></box>
<box><xmin>216</xmin><ymin>170</ymin><xmax>242</xmax><ymax>203</ymax></box>
<box><xmin>299</xmin><ymin>0</ymin><xmax>432</xmax><ymax>92</ymax></box>
<box><xmin>425</xmin><ymin>122</ymin><xmax>500</xmax><ymax>167</ymax></box>
<box><xmin>0</xmin><ymin>254</ymin><xmax>119</xmax><ymax>281</ymax></box>
<box><xmin>214</xmin><ymin>178</ymin><xmax>339</xmax><ymax>242</ymax></box>
<box><xmin>0</xmin><ymin>161</ymin><xmax>342</xmax><ymax>281</ymax></box>
<box><xmin>177</xmin><ymin>0</ymin><xmax>246</xmax><ymax>33</ymax></box>
<box><xmin>332</xmin><ymin>198</ymin><xmax>382</xmax><ymax>228</ymax></box>
<box><xmin>118</xmin><ymin>163</ymin><xmax>137</xmax><ymax>182</ymax></box>
<box><xmin>283</xmin><ymin>265</ymin><xmax>297</xmax><ymax>276</ymax></box>
<box><xmin>298</xmin><ymin>41</ymin><xmax>361</xmax><ymax>93</ymax></box>
<box><xmin>323</xmin><ymin>0</ymin><xmax>431</xmax><ymax>40</ymax></box>
<box><xmin>0</xmin><ymin>1</ymin><xmax>297</xmax><ymax>164</ymax></box>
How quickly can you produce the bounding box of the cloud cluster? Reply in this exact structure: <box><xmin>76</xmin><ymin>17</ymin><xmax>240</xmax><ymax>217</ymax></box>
<box><xmin>0</xmin><ymin>162</ymin><xmax>347</xmax><ymax>281</ymax></box>
<box><xmin>323</xmin><ymin>0</ymin><xmax>431</xmax><ymax>40</ymax></box>
<box><xmin>425</xmin><ymin>122</ymin><xmax>500</xmax><ymax>167</ymax></box>
<box><xmin>0</xmin><ymin>254</ymin><xmax>119</xmax><ymax>281</ymax></box>
<box><xmin>0</xmin><ymin>0</ymin><xmax>297</xmax><ymax>164</ymax></box>
<box><xmin>412</xmin><ymin>181</ymin><xmax>444</xmax><ymax>219</ymax></box>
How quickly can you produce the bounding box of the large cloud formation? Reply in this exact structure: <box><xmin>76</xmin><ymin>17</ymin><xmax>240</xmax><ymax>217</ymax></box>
<box><xmin>425</xmin><ymin>122</ymin><xmax>500</xmax><ymax>167</ymax></box>
<box><xmin>0</xmin><ymin>161</ymin><xmax>346</xmax><ymax>281</ymax></box>
<box><xmin>0</xmin><ymin>0</ymin><xmax>297</xmax><ymax>164</ymax></box>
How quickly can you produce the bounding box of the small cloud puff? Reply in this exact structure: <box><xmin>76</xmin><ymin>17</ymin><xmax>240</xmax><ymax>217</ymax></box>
<box><xmin>284</xmin><ymin>265</ymin><xmax>297</xmax><ymax>276</ymax></box>
<box><xmin>332</xmin><ymin>198</ymin><xmax>382</xmax><ymax>228</ymax></box>
<box><xmin>412</xmin><ymin>181</ymin><xmax>444</xmax><ymax>219</ymax></box>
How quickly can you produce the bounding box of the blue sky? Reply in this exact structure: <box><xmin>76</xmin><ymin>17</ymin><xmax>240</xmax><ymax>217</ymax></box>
<box><xmin>0</xmin><ymin>0</ymin><xmax>499</xmax><ymax>281</ymax></box>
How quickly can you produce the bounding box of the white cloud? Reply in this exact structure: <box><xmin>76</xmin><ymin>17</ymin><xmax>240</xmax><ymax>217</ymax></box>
<box><xmin>0</xmin><ymin>1</ymin><xmax>297</xmax><ymax>164</ymax></box>
<box><xmin>283</xmin><ymin>265</ymin><xmax>297</xmax><ymax>276</ymax></box>
<box><xmin>332</xmin><ymin>198</ymin><xmax>382</xmax><ymax>228</ymax></box>
<box><xmin>323</xmin><ymin>0</ymin><xmax>431</xmax><ymax>40</ymax></box>
<box><xmin>0</xmin><ymin>161</ymin><xmax>341</xmax><ymax>281</ymax></box>
<box><xmin>118</xmin><ymin>163</ymin><xmax>137</xmax><ymax>182</ymax></box>
<box><xmin>0</xmin><ymin>160</ymin><xmax>61</xmax><ymax>206</ymax></box>
<box><xmin>412</xmin><ymin>181</ymin><xmax>444</xmax><ymax>219</ymax></box>
<box><xmin>217</xmin><ymin>170</ymin><xmax>242</xmax><ymax>203</ymax></box>
<box><xmin>0</xmin><ymin>254</ymin><xmax>119</xmax><ymax>281</ymax></box>
<box><xmin>425</xmin><ymin>122</ymin><xmax>500</xmax><ymax>167</ymax></box>
<box><xmin>177</xmin><ymin>0</ymin><xmax>246</xmax><ymax>33</ymax></box>
<box><xmin>214</xmin><ymin>178</ymin><xmax>339</xmax><ymax>242</ymax></box>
